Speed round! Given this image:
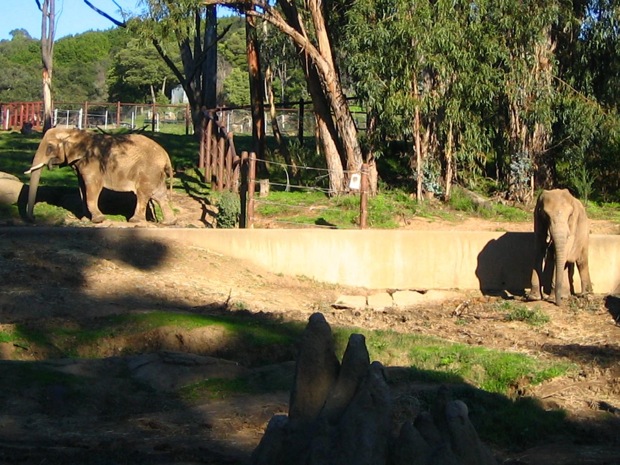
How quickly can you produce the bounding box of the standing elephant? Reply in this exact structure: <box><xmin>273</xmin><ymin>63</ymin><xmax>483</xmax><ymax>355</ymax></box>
<box><xmin>25</xmin><ymin>128</ymin><xmax>176</xmax><ymax>225</ymax></box>
<box><xmin>528</xmin><ymin>189</ymin><xmax>592</xmax><ymax>306</ymax></box>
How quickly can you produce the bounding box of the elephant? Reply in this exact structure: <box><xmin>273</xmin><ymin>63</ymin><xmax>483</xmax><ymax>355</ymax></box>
<box><xmin>528</xmin><ymin>189</ymin><xmax>592</xmax><ymax>306</ymax></box>
<box><xmin>25</xmin><ymin>128</ymin><xmax>176</xmax><ymax>225</ymax></box>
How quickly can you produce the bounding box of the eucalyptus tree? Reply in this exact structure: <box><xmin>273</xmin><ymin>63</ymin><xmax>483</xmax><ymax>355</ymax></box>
<box><xmin>494</xmin><ymin>0</ymin><xmax>560</xmax><ymax>202</ymax></box>
<box><xmin>205</xmin><ymin>0</ymin><xmax>364</xmax><ymax>195</ymax></box>
<box><xmin>344</xmin><ymin>0</ymin><xmax>503</xmax><ymax>200</ymax></box>
<box><xmin>108</xmin><ymin>38</ymin><xmax>180</xmax><ymax>102</ymax></box>
<box><xmin>553</xmin><ymin>0</ymin><xmax>620</xmax><ymax>200</ymax></box>
<box><xmin>35</xmin><ymin>0</ymin><xmax>55</xmax><ymax>131</ymax></box>
<box><xmin>133</xmin><ymin>0</ymin><xmax>226</xmax><ymax>136</ymax></box>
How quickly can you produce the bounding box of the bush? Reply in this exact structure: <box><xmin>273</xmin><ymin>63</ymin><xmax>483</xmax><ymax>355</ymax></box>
<box><xmin>214</xmin><ymin>191</ymin><xmax>240</xmax><ymax>228</ymax></box>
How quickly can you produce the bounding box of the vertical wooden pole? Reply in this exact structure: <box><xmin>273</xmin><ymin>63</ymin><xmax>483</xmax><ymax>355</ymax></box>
<box><xmin>360</xmin><ymin>163</ymin><xmax>368</xmax><ymax>229</ymax></box>
<box><xmin>116</xmin><ymin>101</ymin><xmax>121</xmax><ymax>128</ymax></box>
<box><xmin>205</xmin><ymin>118</ymin><xmax>213</xmax><ymax>182</ymax></box>
<box><xmin>217</xmin><ymin>136</ymin><xmax>225</xmax><ymax>191</ymax></box>
<box><xmin>298</xmin><ymin>98</ymin><xmax>304</xmax><ymax>144</ymax></box>
<box><xmin>240</xmin><ymin>151</ymin><xmax>248</xmax><ymax>229</ymax></box>
<box><xmin>199</xmin><ymin>117</ymin><xmax>206</xmax><ymax>170</ymax></box>
<box><xmin>225</xmin><ymin>141</ymin><xmax>234</xmax><ymax>191</ymax></box>
<box><xmin>248</xmin><ymin>152</ymin><xmax>256</xmax><ymax>228</ymax></box>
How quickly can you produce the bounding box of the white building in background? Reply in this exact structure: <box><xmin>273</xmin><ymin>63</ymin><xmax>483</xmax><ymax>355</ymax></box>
<box><xmin>171</xmin><ymin>85</ymin><xmax>189</xmax><ymax>104</ymax></box>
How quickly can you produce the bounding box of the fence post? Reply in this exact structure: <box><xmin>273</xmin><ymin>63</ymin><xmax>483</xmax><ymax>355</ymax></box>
<box><xmin>199</xmin><ymin>117</ymin><xmax>206</xmax><ymax>170</ymax></box>
<box><xmin>225</xmin><ymin>140</ymin><xmax>234</xmax><ymax>191</ymax></box>
<box><xmin>298</xmin><ymin>98</ymin><xmax>304</xmax><ymax>144</ymax></box>
<box><xmin>116</xmin><ymin>101</ymin><xmax>121</xmax><ymax>128</ymax></box>
<box><xmin>83</xmin><ymin>101</ymin><xmax>89</xmax><ymax>128</ymax></box>
<box><xmin>240</xmin><ymin>151</ymin><xmax>249</xmax><ymax>229</ymax></box>
<box><xmin>217</xmin><ymin>135</ymin><xmax>225</xmax><ymax>191</ymax></box>
<box><xmin>204</xmin><ymin>117</ymin><xmax>213</xmax><ymax>181</ymax></box>
<box><xmin>248</xmin><ymin>152</ymin><xmax>256</xmax><ymax>228</ymax></box>
<box><xmin>360</xmin><ymin>163</ymin><xmax>368</xmax><ymax>229</ymax></box>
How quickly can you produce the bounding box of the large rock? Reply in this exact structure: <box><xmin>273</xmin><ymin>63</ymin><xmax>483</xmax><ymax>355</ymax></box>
<box><xmin>251</xmin><ymin>312</ymin><xmax>497</xmax><ymax>465</ymax></box>
<box><xmin>0</xmin><ymin>172</ymin><xmax>24</xmax><ymax>205</ymax></box>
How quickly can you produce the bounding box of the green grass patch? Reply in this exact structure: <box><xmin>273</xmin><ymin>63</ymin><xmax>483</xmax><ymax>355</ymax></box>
<box><xmin>586</xmin><ymin>200</ymin><xmax>620</xmax><ymax>223</ymax></box>
<box><xmin>14</xmin><ymin>311</ymin><xmax>301</xmax><ymax>358</ymax></box>
<box><xmin>448</xmin><ymin>186</ymin><xmax>530</xmax><ymax>222</ymax></box>
<box><xmin>494</xmin><ymin>301</ymin><xmax>550</xmax><ymax>326</ymax></box>
<box><xmin>332</xmin><ymin>327</ymin><xmax>571</xmax><ymax>396</ymax></box>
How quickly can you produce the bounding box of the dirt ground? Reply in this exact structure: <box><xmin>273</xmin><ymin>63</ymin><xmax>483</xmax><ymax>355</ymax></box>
<box><xmin>0</xmin><ymin>193</ymin><xmax>619</xmax><ymax>464</ymax></box>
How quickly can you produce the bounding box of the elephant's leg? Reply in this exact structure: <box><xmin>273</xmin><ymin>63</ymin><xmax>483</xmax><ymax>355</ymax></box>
<box><xmin>567</xmin><ymin>262</ymin><xmax>576</xmax><ymax>296</ymax></box>
<box><xmin>576</xmin><ymin>255</ymin><xmax>593</xmax><ymax>295</ymax></box>
<box><xmin>82</xmin><ymin>176</ymin><xmax>105</xmax><ymax>223</ymax></box>
<box><xmin>75</xmin><ymin>170</ymin><xmax>89</xmax><ymax>219</ymax></box>
<box><xmin>528</xmin><ymin>236</ymin><xmax>547</xmax><ymax>301</ymax></box>
<box><xmin>151</xmin><ymin>184</ymin><xmax>177</xmax><ymax>225</ymax></box>
<box><xmin>129</xmin><ymin>190</ymin><xmax>150</xmax><ymax>223</ymax></box>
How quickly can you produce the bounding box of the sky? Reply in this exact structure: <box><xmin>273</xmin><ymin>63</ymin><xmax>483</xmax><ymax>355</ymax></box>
<box><xmin>0</xmin><ymin>0</ymin><xmax>140</xmax><ymax>41</ymax></box>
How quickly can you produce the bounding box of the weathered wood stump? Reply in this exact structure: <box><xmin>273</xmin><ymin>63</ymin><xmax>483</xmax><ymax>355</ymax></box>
<box><xmin>251</xmin><ymin>312</ymin><xmax>497</xmax><ymax>465</ymax></box>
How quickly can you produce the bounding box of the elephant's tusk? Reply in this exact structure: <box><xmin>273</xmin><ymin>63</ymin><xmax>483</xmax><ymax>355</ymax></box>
<box><xmin>24</xmin><ymin>162</ymin><xmax>46</xmax><ymax>175</ymax></box>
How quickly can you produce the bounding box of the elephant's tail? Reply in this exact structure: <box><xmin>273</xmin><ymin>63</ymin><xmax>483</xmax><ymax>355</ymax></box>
<box><xmin>165</xmin><ymin>162</ymin><xmax>174</xmax><ymax>194</ymax></box>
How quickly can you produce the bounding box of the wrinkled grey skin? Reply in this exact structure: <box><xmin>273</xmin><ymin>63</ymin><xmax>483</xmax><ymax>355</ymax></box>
<box><xmin>528</xmin><ymin>189</ymin><xmax>592</xmax><ymax>306</ymax></box>
<box><xmin>26</xmin><ymin>128</ymin><xmax>176</xmax><ymax>224</ymax></box>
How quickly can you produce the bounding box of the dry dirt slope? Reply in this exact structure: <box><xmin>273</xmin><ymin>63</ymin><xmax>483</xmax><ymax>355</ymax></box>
<box><xmin>0</xmin><ymin>225</ymin><xmax>619</xmax><ymax>464</ymax></box>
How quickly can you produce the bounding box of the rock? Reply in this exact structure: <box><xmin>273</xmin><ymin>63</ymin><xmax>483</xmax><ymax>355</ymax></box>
<box><xmin>367</xmin><ymin>292</ymin><xmax>394</xmax><ymax>311</ymax></box>
<box><xmin>0</xmin><ymin>171</ymin><xmax>24</xmax><ymax>205</ymax></box>
<box><xmin>333</xmin><ymin>295</ymin><xmax>367</xmax><ymax>310</ymax></box>
<box><xmin>251</xmin><ymin>312</ymin><xmax>498</xmax><ymax>465</ymax></box>
<box><xmin>320</xmin><ymin>333</ymin><xmax>369</xmax><ymax>423</ymax></box>
<box><xmin>288</xmin><ymin>312</ymin><xmax>340</xmax><ymax>424</ymax></box>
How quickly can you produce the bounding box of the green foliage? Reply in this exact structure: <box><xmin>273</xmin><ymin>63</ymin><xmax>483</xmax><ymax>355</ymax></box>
<box><xmin>330</xmin><ymin>327</ymin><xmax>572</xmax><ymax>398</ymax></box>
<box><xmin>495</xmin><ymin>301</ymin><xmax>550</xmax><ymax>326</ymax></box>
<box><xmin>448</xmin><ymin>186</ymin><xmax>530</xmax><ymax>222</ymax></box>
<box><xmin>213</xmin><ymin>191</ymin><xmax>241</xmax><ymax>228</ymax></box>
<box><xmin>222</xmin><ymin>67</ymin><xmax>250</xmax><ymax>106</ymax></box>
<box><xmin>108</xmin><ymin>38</ymin><xmax>180</xmax><ymax>103</ymax></box>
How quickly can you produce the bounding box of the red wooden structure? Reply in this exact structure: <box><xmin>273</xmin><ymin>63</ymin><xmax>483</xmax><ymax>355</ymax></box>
<box><xmin>1</xmin><ymin>102</ymin><xmax>43</xmax><ymax>131</ymax></box>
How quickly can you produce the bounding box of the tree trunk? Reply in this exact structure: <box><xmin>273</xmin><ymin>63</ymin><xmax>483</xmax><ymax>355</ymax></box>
<box><xmin>246</xmin><ymin>11</ymin><xmax>266</xmax><ymax>165</ymax></box>
<box><xmin>444</xmin><ymin>120</ymin><xmax>454</xmax><ymax>200</ymax></box>
<box><xmin>305</xmin><ymin>0</ymin><xmax>364</xmax><ymax>175</ymax></box>
<box><xmin>266</xmin><ymin>65</ymin><xmax>296</xmax><ymax>176</ymax></box>
<box><xmin>203</xmin><ymin>6</ymin><xmax>218</xmax><ymax>110</ymax></box>
<box><xmin>413</xmin><ymin>74</ymin><xmax>423</xmax><ymax>202</ymax></box>
<box><xmin>278</xmin><ymin>1</ymin><xmax>345</xmax><ymax>194</ymax></box>
<box><xmin>40</xmin><ymin>0</ymin><xmax>55</xmax><ymax>133</ymax></box>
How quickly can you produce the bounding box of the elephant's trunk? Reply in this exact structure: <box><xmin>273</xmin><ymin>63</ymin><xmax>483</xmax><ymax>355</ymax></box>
<box><xmin>550</xmin><ymin>222</ymin><xmax>569</xmax><ymax>305</ymax></box>
<box><xmin>26</xmin><ymin>166</ymin><xmax>43</xmax><ymax>221</ymax></box>
<box><xmin>25</xmin><ymin>144</ymin><xmax>49</xmax><ymax>221</ymax></box>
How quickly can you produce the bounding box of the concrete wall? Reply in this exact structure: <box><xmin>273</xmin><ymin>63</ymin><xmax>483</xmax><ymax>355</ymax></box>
<box><xmin>7</xmin><ymin>227</ymin><xmax>620</xmax><ymax>295</ymax></box>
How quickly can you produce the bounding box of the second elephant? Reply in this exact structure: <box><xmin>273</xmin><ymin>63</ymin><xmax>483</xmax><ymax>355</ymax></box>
<box><xmin>25</xmin><ymin>128</ymin><xmax>176</xmax><ymax>225</ymax></box>
<box><xmin>529</xmin><ymin>189</ymin><xmax>592</xmax><ymax>306</ymax></box>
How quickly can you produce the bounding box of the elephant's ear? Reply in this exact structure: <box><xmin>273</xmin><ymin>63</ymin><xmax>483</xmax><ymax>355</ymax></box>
<box><xmin>62</xmin><ymin>130</ymin><xmax>87</xmax><ymax>165</ymax></box>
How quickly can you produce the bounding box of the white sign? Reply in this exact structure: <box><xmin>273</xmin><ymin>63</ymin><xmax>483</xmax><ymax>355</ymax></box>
<box><xmin>349</xmin><ymin>173</ymin><xmax>361</xmax><ymax>190</ymax></box>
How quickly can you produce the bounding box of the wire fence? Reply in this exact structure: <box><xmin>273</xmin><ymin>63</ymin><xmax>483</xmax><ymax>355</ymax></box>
<box><xmin>1</xmin><ymin>100</ymin><xmax>368</xmax><ymax>137</ymax></box>
<box><xmin>248</xmin><ymin>156</ymin><xmax>369</xmax><ymax>229</ymax></box>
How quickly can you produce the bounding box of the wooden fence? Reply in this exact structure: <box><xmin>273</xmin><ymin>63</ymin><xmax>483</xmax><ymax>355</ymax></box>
<box><xmin>199</xmin><ymin>110</ymin><xmax>257</xmax><ymax>228</ymax></box>
<box><xmin>0</xmin><ymin>102</ymin><xmax>43</xmax><ymax>131</ymax></box>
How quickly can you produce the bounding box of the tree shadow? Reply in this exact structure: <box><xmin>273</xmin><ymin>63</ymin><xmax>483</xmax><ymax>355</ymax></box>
<box><xmin>605</xmin><ymin>294</ymin><xmax>620</xmax><ymax>324</ymax></box>
<box><xmin>17</xmin><ymin>184</ymin><xmax>141</xmax><ymax>222</ymax></box>
<box><xmin>475</xmin><ymin>232</ymin><xmax>534</xmax><ymax>296</ymax></box>
<box><xmin>1</xmin><ymin>228</ymin><xmax>619</xmax><ymax>464</ymax></box>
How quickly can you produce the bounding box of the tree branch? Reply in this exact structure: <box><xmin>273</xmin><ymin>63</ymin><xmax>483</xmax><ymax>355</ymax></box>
<box><xmin>83</xmin><ymin>0</ymin><xmax>126</xmax><ymax>27</ymax></box>
<box><xmin>202</xmin><ymin>0</ymin><xmax>328</xmax><ymax>75</ymax></box>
